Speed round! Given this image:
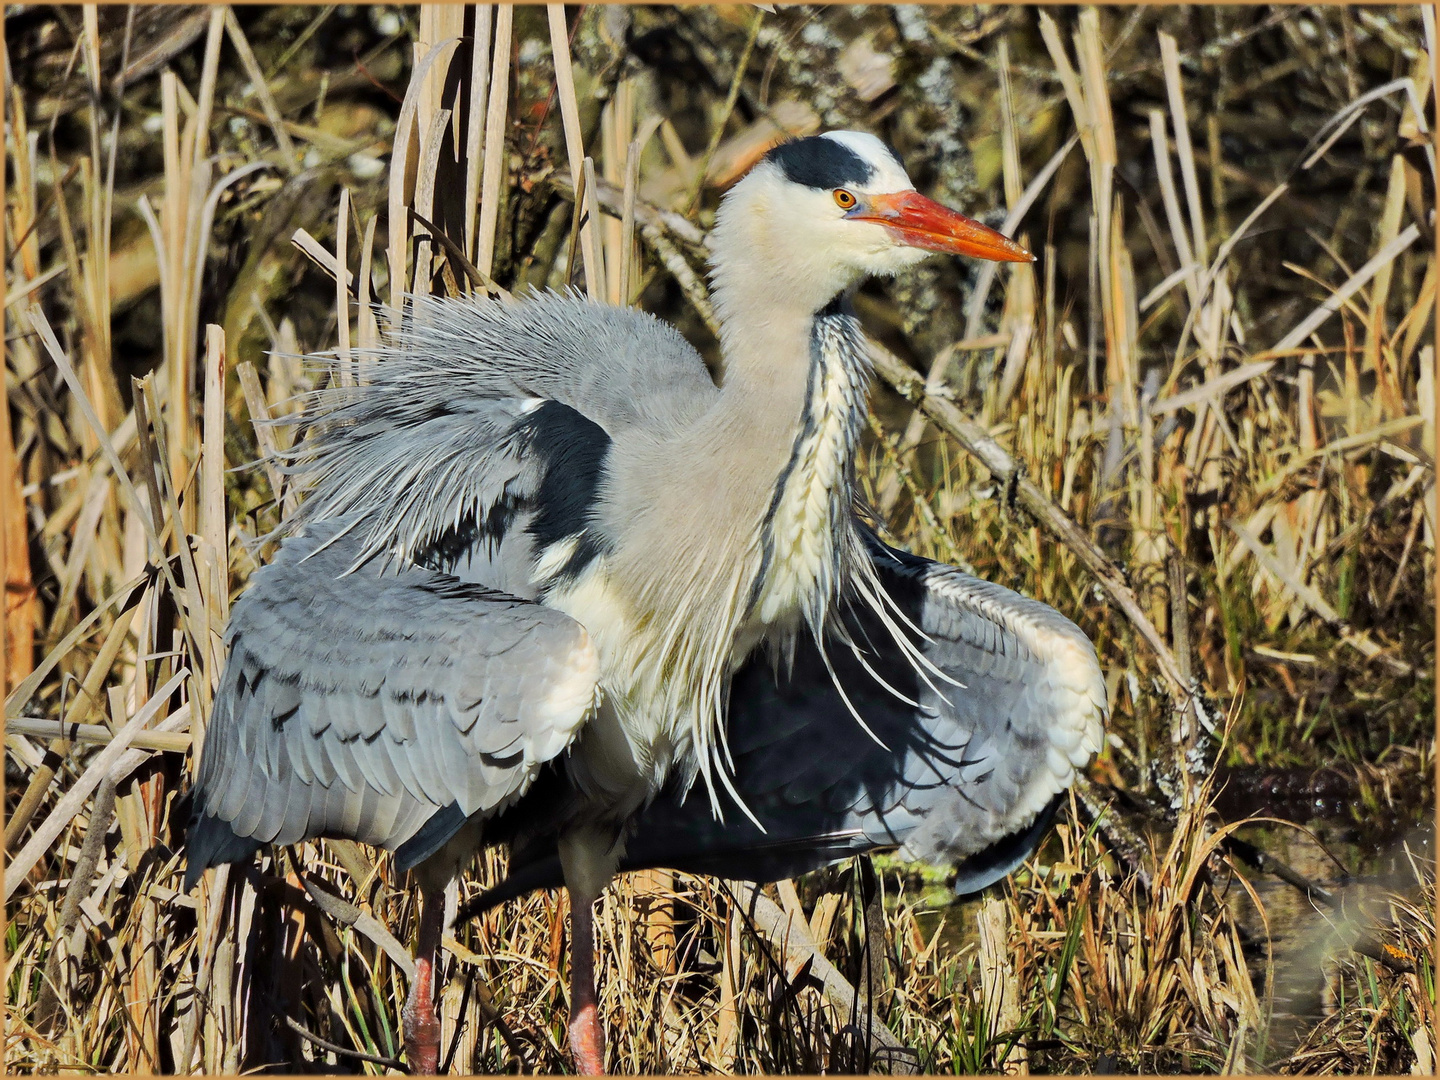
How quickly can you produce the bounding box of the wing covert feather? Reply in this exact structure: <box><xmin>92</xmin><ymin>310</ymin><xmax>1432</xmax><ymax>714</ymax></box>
<box><xmin>190</xmin><ymin>526</ymin><xmax>599</xmax><ymax>871</ymax></box>
<box><xmin>277</xmin><ymin>294</ymin><xmax>717</xmax><ymax>579</ymax></box>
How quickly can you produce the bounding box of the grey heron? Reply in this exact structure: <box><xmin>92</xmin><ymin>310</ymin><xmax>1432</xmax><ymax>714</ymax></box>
<box><xmin>185</xmin><ymin>131</ymin><xmax>1106</xmax><ymax>1074</ymax></box>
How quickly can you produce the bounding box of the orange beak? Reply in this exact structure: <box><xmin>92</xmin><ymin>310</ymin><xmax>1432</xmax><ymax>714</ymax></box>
<box><xmin>852</xmin><ymin>190</ymin><xmax>1034</xmax><ymax>263</ymax></box>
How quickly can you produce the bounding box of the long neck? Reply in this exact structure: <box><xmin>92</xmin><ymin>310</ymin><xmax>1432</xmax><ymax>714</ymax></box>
<box><xmin>707</xmin><ymin>169</ymin><xmax>858</xmax><ymax>398</ymax></box>
<box><xmin>709</xmin><ymin>239</ymin><xmax>809</xmax><ymax>375</ymax></box>
<box><xmin>709</xmin><ymin>252</ymin><xmax>871</xmax><ymax>639</ymax></box>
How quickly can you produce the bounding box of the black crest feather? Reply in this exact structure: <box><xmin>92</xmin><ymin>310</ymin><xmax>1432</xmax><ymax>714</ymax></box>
<box><xmin>764</xmin><ymin>135</ymin><xmax>876</xmax><ymax>189</ymax></box>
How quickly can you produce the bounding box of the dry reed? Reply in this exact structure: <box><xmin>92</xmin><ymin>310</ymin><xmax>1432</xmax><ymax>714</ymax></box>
<box><xmin>5</xmin><ymin>5</ymin><xmax>1433</xmax><ymax>1074</ymax></box>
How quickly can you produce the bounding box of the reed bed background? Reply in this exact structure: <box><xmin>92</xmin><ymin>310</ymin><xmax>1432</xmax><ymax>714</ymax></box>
<box><xmin>4</xmin><ymin>4</ymin><xmax>1435</xmax><ymax>1074</ymax></box>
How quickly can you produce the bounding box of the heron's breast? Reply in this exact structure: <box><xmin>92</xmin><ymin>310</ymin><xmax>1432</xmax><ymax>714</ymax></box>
<box><xmin>542</xmin><ymin>560</ymin><xmax>701</xmax><ymax>798</ymax></box>
<box><xmin>751</xmin><ymin>428</ymin><xmax>847</xmax><ymax>627</ymax></box>
<box><xmin>749</xmin><ymin>319</ymin><xmax>868</xmax><ymax>631</ymax></box>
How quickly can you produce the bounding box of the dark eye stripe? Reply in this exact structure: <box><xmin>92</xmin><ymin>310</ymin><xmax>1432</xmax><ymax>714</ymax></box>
<box><xmin>764</xmin><ymin>136</ymin><xmax>874</xmax><ymax>189</ymax></box>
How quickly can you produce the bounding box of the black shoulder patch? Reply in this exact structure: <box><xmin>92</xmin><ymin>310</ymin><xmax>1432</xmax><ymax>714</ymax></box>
<box><xmin>518</xmin><ymin>401</ymin><xmax>613</xmax><ymax>580</ymax></box>
<box><xmin>412</xmin><ymin>401</ymin><xmax>613</xmax><ymax>585</ymax></box>
<box><xmin>764</xmin><ymin>135</ymin><xmax>875</xmax><ymax>190</ymax></box>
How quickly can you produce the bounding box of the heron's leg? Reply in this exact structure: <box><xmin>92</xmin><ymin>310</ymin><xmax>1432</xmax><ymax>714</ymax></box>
<box><xmin>402</xmin><ymin>890</ymin><xmax>445</xmax><ymax>1074</ymax></box>
<box><xmin>559</xmin><ymin>826</ymin><xmax>617</xmax><ymax>1075</ymax></box>
<box><xmin>567</xmin><ymin>886</ymin><xmax>605</xmax><ymax>1075</ymax></box>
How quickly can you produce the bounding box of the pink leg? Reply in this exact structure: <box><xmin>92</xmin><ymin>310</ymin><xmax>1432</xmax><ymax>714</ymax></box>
<box><xmin>403</xmin><ymin>892</ymin><xmax>445</xmax><ymax>1074</ymax></box>
<box><xmin>568</xmin><ymin>889</ymin><xmax>606</xmax><ymax>1075</ymax></box>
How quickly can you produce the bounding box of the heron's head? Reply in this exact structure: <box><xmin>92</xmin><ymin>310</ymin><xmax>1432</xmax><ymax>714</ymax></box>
<box><xmin>711</xmin><ymin>131</ymin><xmax>1032</xmax><ymax>313</ymax></box>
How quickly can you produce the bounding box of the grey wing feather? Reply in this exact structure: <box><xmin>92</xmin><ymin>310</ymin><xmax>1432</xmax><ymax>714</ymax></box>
<box><xmin>390</xmin><ymin>292</ymin><xmax>718</xmax><ymax>433</ymax></box>
<box><xmin>186</xmin><ymin>525</ymin><xmax>599</xmax><ymax>887</ymax></box>
<box><xmin>276</xmin><ymin>293</ymin><xmax>718</xmax><ymax>576</ymax></box>
<box><xmin>613</xmin><ymin>537</ymin><xmax>1106</xmax><ymax>891</ymax></box>
<box><xmin>459</xmin><ymin>538</ymin><xmax>1105</xmax><ymax>916</ymax></box>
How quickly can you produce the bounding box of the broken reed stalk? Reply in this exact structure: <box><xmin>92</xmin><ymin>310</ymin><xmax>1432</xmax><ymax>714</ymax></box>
<box><xmin>161</xmin><ymin>11</ymin><xmax>223</xmax><ymax>505</ymax></box>
<box><xmin>6</xmin><ymin>716</ymin><xmax>191</xmax><ymax>752</ymax></box>
<box><xmin>388</xmin><ymin>36</ymin><xmax>462</xmax><ymax>321</ymax></box>
<box><xmin>619</xmin><ymin>129</ymin><xmax>645</xmax><ymax>307</ymax></box>
<box><xmin>333</xmin><ymin>189</ymin><xmax>352</xmax><ymax>385</ymax></box>
<box><xmin>600</xmin><ymin>75</ymin><xmax>629</xmax><ymax>304</ymax></box>
<box><xmin>412</xmin><ymin>106</ymin><xmax>452</xmax><ymax>295</ymax></box>
<box><xmin>475</xmin><ymin>5</ymin><xmax>513</xmax><ymax>280</ymax></box>
<box><xmin>463</xmin><ymin>6</ymin><xmax>494</xmax><ymax>264</ymax></box>
<box><xmin>548</xmin><ymin>4</ymin><xmax>601</xmax><ymax>298</ymax></box>
<box><xmin>201</xmin><ymin>325</ymin><xmax>228</xmax><ymax>674</ymax></box>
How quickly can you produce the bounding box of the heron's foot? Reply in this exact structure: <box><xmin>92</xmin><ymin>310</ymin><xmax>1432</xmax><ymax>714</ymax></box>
<box><xmin>402</xmin><ymin>955</ymin><xmax>442</xmax><ymax>1075</ymax></box>
<box><xmin>569</xmin><ymin>1000</ymin><xmax>606</xmax><ymax>1075</ymax></box>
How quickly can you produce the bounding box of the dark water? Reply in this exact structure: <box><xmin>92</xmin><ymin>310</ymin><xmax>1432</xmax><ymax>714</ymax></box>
<box><xmin>897</xmin><ymin>796</ymin><xmax>1433</xmax><ymax>1067</ymax></box>
<box><xmin>1227</xmin><ymin>816</ymin><xmax>1433</xmax><ymax>1063</ymax></box>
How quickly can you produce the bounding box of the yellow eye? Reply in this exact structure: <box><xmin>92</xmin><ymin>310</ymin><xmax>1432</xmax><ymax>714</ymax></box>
<box><xmin>833</xmin><ymin>189</ymin><xmax>857</xmax><ymax>210</ymax></box>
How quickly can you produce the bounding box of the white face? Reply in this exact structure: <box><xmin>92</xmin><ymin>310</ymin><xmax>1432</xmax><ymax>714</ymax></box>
<box><xmin>752</xmin><ymin>132</ymin><xmax>930</xmax><ymax>283</ymax></box>
<box><xmin>710</xmin><ymin>130</ymin><xmax>1030</xmax><ymax>316</ymax></box>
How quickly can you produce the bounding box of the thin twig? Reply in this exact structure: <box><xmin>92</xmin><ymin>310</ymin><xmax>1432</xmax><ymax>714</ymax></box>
<box><xmin>409</xmin><ymin>208</ymin><xmax>511</xmax><ymax>299</ymax></box>
<box><xmin>640</xmin><ymin>223</ymin><xmax>720</xmax><ymax>338</ymax></box>
<box><xmin>684</xmin><ymin>9</ymin><xmax>764</xmax><ymax>214</ymax></box>
<box><xmin>283</xmin><ymin>1014</ymin><xmax>410</xmax><ymax>1072</ymax></box>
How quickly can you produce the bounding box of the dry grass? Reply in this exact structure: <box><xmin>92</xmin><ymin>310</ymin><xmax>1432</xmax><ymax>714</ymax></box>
<box><xmin>5</xmin><ymin>5</ymin><xmax>1435</xmax><ymax>1074</ymax></box>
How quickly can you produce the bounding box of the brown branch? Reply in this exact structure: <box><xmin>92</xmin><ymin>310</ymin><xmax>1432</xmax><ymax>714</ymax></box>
<box><xmin>35</xmin><ymin>776</ymin><xmax>118</xmax><ymax>1032</ymax></box>
<box><xmin>868</xmin><ymin>342</ymin><xmax>1193</xmax><ymax>706</ymax></box>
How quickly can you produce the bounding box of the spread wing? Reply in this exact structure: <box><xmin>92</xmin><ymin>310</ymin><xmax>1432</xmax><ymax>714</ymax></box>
<box><xmin>469</xmin><ymin>537</ymin><xmax>1105</xmax><ymax>909</ymax></box>
<box><xmin>190</xmin><ymin>293</ymin><xmax>715</xmax><ymax>887</ymax></box>
<box><xmin>184</xmin><ymin>525</ymin><xmax>599</xmax><ymax>888</ymax></box>
<box><xmin>616</xmin><ymin>541</ymin><xmax>1106</xmax><ymax>892</ymax></box>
